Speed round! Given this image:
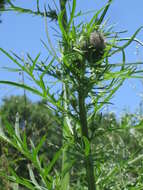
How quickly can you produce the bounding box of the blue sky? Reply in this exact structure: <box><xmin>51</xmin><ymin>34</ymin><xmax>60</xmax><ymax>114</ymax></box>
<box><xmin>0</xmin><ymin>0</ymin><xmax>143</xmax><ymax>116</ymax></box>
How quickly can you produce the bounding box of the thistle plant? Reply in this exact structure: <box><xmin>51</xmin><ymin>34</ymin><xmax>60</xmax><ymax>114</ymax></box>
<box><xmin>0</xmin><ymin>0</ymin><xmax>143</xmax><ymax>190</ymax></box>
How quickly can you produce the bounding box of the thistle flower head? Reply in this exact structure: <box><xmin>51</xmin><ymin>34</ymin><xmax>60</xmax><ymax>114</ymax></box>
<box><xmin>89</xmin><ymin>31</ymin><xmax>106</xmax><ymax>50</ymax></box>
<box><xmin>77</xmin><ymin>30</ymin><xmax>106</xmax><ymax>63</ymax></box>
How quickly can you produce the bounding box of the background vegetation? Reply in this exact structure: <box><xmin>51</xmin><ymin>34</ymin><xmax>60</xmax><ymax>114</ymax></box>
<box><xmin>1</xmin><ymin>96</ymin><xmax>143</xmax><ymax>189</ymax></box>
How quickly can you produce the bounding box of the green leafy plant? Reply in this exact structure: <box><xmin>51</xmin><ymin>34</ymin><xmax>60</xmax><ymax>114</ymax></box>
<box><xmin>0</xmin><ymin>96</ymin><xmax>62</xmax><ymax>185</ymax></box>
<box><xmin>0</xmin><ymin>0</ymin><xmax>143</xmax><ymax>189</ymax></box>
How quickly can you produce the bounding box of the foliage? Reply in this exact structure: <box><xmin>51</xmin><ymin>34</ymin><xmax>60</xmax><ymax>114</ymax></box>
<box><xmin>0</xmin><ymin>95</ymin><xmax>62</xmax><ymax>151</ymax></box>
<box><xmin>0</xmin><ymin>0</ymin><xmax>143</xmax><ymax>190</ymax></box>
<box><xmin>1</xmin><ymin>103</ymin><xmax>143</xmax><ymax>189</ymax></box>
<box><xmin>0</xmin><ymin>96</ymin><xmax>62</xmax><ymax>190</ymax></box>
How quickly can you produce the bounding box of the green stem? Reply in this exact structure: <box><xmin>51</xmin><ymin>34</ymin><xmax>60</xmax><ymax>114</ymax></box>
<box><xmin>59</xmin><ymin>1</ymin><xmax>70</xmax><ymax>189</ymax></box>
<box><xmin>61</xmin><ymin>83</ymin><xmax>70</xmax><ymax>190</ymax></box>
<box><xmin>59</xmin><ymin>0</ymin><xmax>68</xmax><ymax>30</ymax></box>
<box><xmin>78</xmin><ymin>90</ymin><xmax>96</xmax><ymax>190</ymax></box>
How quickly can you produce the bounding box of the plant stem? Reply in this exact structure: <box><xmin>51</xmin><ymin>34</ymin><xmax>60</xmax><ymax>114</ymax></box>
<box><xmin>78</xmin><ymin>90</ymin><xmax>96</xmax><ymax>190</ymax></box>
<box><xmin>59</xmin><ymin>1</ymin><xmax>70</xmax><ymax>189</ymax></box>
<box><xmin>61</xmin><ymin>83</ymin><xmax>70</xmax><ymax>190</ymax></box>
<box><xmin>59</xmin><ymin>0</ymin><xmax>68</xmax><ymax>30</ymax></box>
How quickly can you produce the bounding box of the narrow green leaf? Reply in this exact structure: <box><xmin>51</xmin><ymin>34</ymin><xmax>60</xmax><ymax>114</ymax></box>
<box><xmin>22</xmin><ymin>130</ymin><xmax>28</xmax><ymax>151</ymax></box>
<box><xmin>111</xmin><ymin>26</ymin><xmax>143</xmax><ymax>56</ymax></box>
<box><xmin>58</xmin><ymin>10</ymin><xmax>67</xmax><ymax>40</ymax></box>
<box><xmin>61</xmin><ymin>159</ymin><xmax>75</xmax><ymax>178</ymax></box>
<box><xmin>128</xmin><ymin>154</ymin><xmax>143</xmax><ymax>165</ymax></box>
<box><xmin>37</xmin><ymin>76</ymin><xmax>46</xmax><ymax>95</ymax></box>
<box><xmin>28</xmin><ymin>164</ymin><xmax>43</xmax><ymax>190</ymax></box>
<box><xmin>67</xmin><ymin>0</ymin><xmax>76</xmax><ymax>30</ymax></box>
<box><xmin>97</xmin><ymin>0</ymin><xmax>112</xmax><ymax>25</ymax></box>
<box><xmin>121</xmin><ymin>49</ymin><xmax>125</xmax><ymax>70</ymax></box>
<box><xmin>0</xmin><ymin>119</ymin><xmax>11</xmax><ymax>143</ymax></box>
<box><xmin>96</xmin><ymin>166</ymin><xmax>118</xmax><ymax>185</ymax></box>
<box><xmin>117</xmin><ymin>37</ymin><xmax>143</xmax><ymax>47</ymax></box>
<box><xmin>14</xmin><ymin>112</ymin><xmax>21</xmax><ymax>141</ymax></box>
<box><xmin>11</xmin><ymin>51</ymin><xmax>24</xmax><ymax>62</ymax></box>
<box><xmin>0</xmin><ymin>48</ymin><xmax>25</xmax><ymax>71</ymax></box>
<box><xmin>0</xmin><ymin>66</ymin><xmax>21</xmax><ymax>72</ymax></box>
<box><xmin>0</xmin><ymin>80</ymin><xmax>43</xmax><ymax>96</ymax></box>
<box><xmin>7</xmin><ymin>168</ymin><xmax>35</xmax><ymax>190</ymax></box>
<box><xmin>98</xmin><ymin>80</ymin><xmax>124</xmax><ymax>110</ymax></box>
<box><xmin>27</xmin><ymin>53</ymin><xmax>41</xmax><ymax>73</ymax></box>
<box><xmin>44</xmin><ymin>146</ymin><xmax>63</xmax><ymax>176</ymax></box>
<box><xmin>83</xmin><ymin>136</ymin><xmax>90</xmax><ymax>156</ymax></box>
<box><xmin>44</xmin><ymin>13</ymin><xmax>60</xmax><ymax>62</ymax></box>
<box><xmin>104</xmin><ymin>68</ymin><xmax>134</xmax><ymax>80</ymax></box>
<box><xmin>34</xmin><ymin>135</ymin><xmax>47</xmax><ymax>156</ymax></box>
<box><xmin>63</xmin><ymin>83</ymin><xmax>73</xmax><ymax>135</ymax></box>
<box><xmin>110</xmin><ymin>62</ymin><xmax>143</xmax><ymax>67</ymax></box>
<box><xmin>87</xmin><ymin>6</ymin><xmax>105</xmax><ymax>34</ymax></box>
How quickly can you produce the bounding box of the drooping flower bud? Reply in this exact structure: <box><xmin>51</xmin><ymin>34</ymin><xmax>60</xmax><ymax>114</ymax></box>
<box><xmin>78</xmin><ymin>31</ymin><xmax>106</xmax><ymax>63</ymax></box>
<box><xmin>89</xmin><ymin>31</ymin><xmax>105</xmax><ymax>50</ymax></box>
<box><xmin>88</xmin><ymin>31</ymin><xmax>106</xmax><ymax>63</ymax></box>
